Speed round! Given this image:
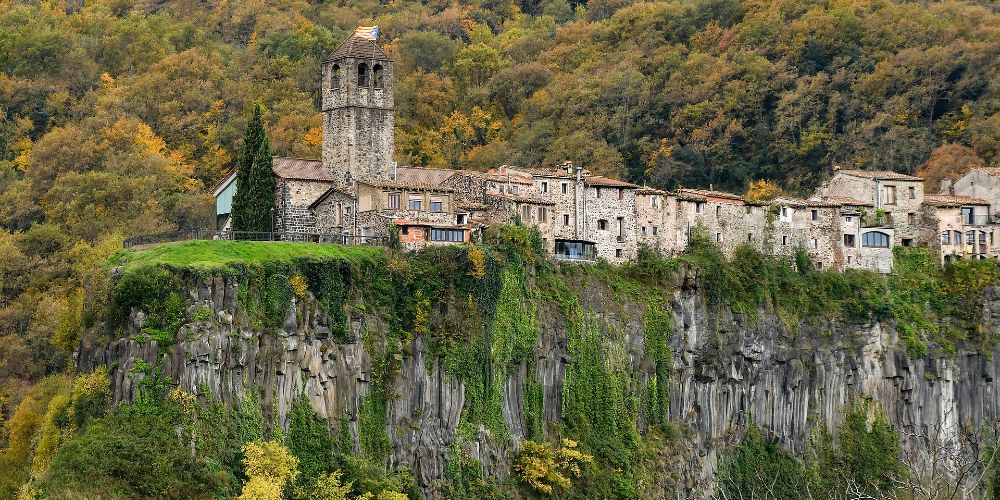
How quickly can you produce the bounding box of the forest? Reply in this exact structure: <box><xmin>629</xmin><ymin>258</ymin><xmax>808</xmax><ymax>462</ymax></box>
<box><xmin>1</xmin><ymin>0</ymin><xmax>1000</xmax><ymax>496</ymax></box>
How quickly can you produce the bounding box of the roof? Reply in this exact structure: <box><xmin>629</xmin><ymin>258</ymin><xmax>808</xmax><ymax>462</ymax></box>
<box><xmin>636</xmin><ymin>186</ymin><xmax>667</xmax><ymax>195</ymax></box>
<box><xmin>456</xmin><ymin>201</ymin><xmax>489</xmax><ymax>212</ymax></box>
<box><xmin>673</xmin><ymin>191</ymin><xmax>706</xmax><ymax>202</ymax></box>
<box><xmin>211</xmin><ymin>168</ymin><xmax>237</xmax><ymax>196</ymax></box>
<box><xmin>272</xmin><ymin>157</ymin><xmax>335</xmax><ymax>181</ymax></box>
<box><xmin>486</xmin><ymin>193</ymin><xmax>556</xmax><ymax>206</ymax></box>
<box><xmin>395</xmin><ymin>166</ymin><xmax>457</xmax><ymax>186</ymax></box>
<box><xmin>676</xmin><ymin>188</ymin><xmax>744</xmax><ymax>202</ymax></box>
<box><xmin>522</xmin><ymin>166</ymin><xmax>577</xmax><ymax>178</ymax></box>
<box><xmin>393</xmin><ymin>219</ymin><xmax>468</xmax><ymax>229</ymax></box>
<box><xmin>836</xmin><ymin>169</ymin><xmax>923</xmax><ymax>182</ymax></box>
<box><xmin>326</xmin><ymin>33</ymin><xmax>390</xmax><ymax>61</ymax></box>
<box><xmin>357</xmin><ymin>178</ymin><xmax>455</xmax><ymax>192</ymax></box>
<box><xmin>972</xmin><ymin>167</ymin><xmax>1000</xmax><ymax>179</ymax></box>
<box><xmin>586</xmin><ymin>176</ymin><xmax>638</xmax><ymax>189</ymax></box>
<box><xmin>772</xmin><ymin>196</ymin><xmax>809</xmax><ymax>208</ymax></box>
<box><xmin>308</xmin><ymin>186</ymin><xmax>356</xmax><ymax>210</ymax></box>
<box><xmin>813</xmin><ymin>196</ymin><xmax>874</xmax><ymax>207</ymax></box>
<box><xmin>923</xmin><ymin>194</ymin><xmax>989</xmax><ymax>207</ymax></box>
<box><xmin>486</xmin><ymin>173</ymin><xmax>534</xmax><ymax>185</ymax></box>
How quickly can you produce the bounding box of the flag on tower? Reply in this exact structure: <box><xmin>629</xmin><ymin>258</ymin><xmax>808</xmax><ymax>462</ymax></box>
<box><xmin>354</xmin><ymin>26</ymin><xmax>379</xmax><ymax>41</ymax></box>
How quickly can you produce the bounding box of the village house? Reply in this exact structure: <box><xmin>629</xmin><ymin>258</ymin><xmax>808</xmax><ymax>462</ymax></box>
<box><xmin>211</xmin><ymin>25</ymin><xmax>1000</xmax><ymax>271</ymax></box>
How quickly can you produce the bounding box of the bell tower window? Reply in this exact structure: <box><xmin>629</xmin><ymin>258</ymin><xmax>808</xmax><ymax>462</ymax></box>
<box><xmin>373</xmin><ymin>64</ymin><xmax>384</xmax><ymax>89</ymax></box>
<box><xmin>331</xmin><ymin>64</ymin><xmax>341</xmax><ymax>89</ymax></box>
<box><xmin>357</xmin><ymin>63</ymin><xmax>369</xmax><ymax>87</ymax></box>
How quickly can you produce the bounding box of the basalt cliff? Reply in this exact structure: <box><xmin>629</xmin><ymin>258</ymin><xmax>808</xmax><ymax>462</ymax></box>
<box><xmin>78</xmin><ymin>243</ymin><xmax>1000</xmax><ymax>498</ymax></box>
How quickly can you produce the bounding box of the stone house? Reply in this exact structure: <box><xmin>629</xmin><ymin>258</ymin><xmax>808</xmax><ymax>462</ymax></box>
<box><xmin>635</xmin><ymin>186</ymin><xmax>672</xmax><ymax>253</ymax></box>
<box><xmin>815</xmin><ymin>168</ymin><xmax>926</xmax><ymax>247</ymax></box>
<box><xmin>922</xmin><ymin>194</ymin><xmax>995</xmax><ymax>262</ymax></box>
<box><xmin>950</xmin><ymin>168</ymin><xmax>1000</xmax><ymax>220</ymax></box>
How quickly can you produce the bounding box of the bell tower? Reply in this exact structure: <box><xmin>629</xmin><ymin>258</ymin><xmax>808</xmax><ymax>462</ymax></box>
<box><xmin>322</xmin><ymin>27</ymin><xmax>394</xmax><ymax>187</ymax></box>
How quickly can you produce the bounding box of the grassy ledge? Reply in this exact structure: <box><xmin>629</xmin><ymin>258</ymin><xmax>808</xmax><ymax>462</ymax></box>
<box><xmin>110</xmin><ymin>240</ymin><xmax>385</xmax><ymax>272</ymax></box>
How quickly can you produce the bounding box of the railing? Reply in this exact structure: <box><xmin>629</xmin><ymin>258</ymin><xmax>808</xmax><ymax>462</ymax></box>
<box><xmin>554</xmin><ymin>252</ymin><xmax>598</xmax><ymax>262</ymax></box>
<box><xmin>123</xmin><ymin>229</ymin><xmax>389</xmax><ymax>249</ymax></box>
<box><xmin>962</xmin><ymin>214</ymin><xmax>991</xmax><ymax>226</ymax></box>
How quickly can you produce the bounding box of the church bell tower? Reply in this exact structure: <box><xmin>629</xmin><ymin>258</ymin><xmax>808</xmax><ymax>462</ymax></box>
<box><xmin>322</xmin><ymin>27</ymin><xmax>394</xmax><ymax>187</ymax></box>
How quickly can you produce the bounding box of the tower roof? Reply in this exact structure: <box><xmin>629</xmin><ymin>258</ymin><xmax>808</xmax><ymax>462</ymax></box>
<box><xmin>326</xmin><ymin>31</ymin><xmax>391</xmax><ymax>62</ymax></box>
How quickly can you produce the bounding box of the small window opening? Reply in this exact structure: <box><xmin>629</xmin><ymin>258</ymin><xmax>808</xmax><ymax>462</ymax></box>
<box><xmin>331</xmin><ymin>64</ymin><xmax>341</xmax><ymax>89</ymax></box>
<box><xmin>373</xmin><ymin>64</ymin><xmax>384</xmax><ymax>89</ymax></box>
<box><xmin>358</xmin><ymin>63</ymin><xmax>369</xmax><ymax>87</ymax></box>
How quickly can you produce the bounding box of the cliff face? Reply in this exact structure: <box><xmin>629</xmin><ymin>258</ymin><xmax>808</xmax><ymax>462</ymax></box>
<box><xmin>88</xmin><ymin>269</ymin><xmax>1000</xmax><ymax>497</ymax></box>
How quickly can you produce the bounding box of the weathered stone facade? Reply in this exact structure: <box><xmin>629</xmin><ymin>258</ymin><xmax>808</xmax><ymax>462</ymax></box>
<box><xmin>321</xmin><ymin>34</ymin><xmax>395</xmax><ymax>187</ymax></box>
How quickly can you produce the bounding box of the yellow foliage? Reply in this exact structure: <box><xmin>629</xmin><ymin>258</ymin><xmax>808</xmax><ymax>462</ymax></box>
<box><xmin>238</xmin><ymin>476</ymin><xmax>284</xmax><ymax>500</ymax></box>
<box><xmin>30</xmin><ymin>392</ymin><xmax>71</xmax><ymax>478</ymax></box>
<box><xmin>514</xmin><ymin>439</ymin><xmax>592</xmax><ymax>495</ymax></box>
<box><xmin>51</xmin><ymin>288</ymin><xmax>83</xmax><ymax>355</ymax></box>
<box><xmin>241</xmin><ymin>440</ymin><xmax>299</xmax><ymax>490</ymax></box>
<box><xmin>467</xmin><ymin>245</ymin><xmax>486</xmax><ymax>279</ymax></box>
<box><xmin>744</xmin><ymin>179</ymin><xmax>783</xmax><ymax>203</ymax></box>
<box><xmin>167</xmin><ymin>388</ymin><xmax>197</xmax><ymax>420</ymax></box>
<box><xmin>300</xmin><ymin>470</ymin><xmax>352</xmax><ymax>500</ymax></box>
<box><xmin>0</xmin><ymin>375</ymin><xmax>71</xmax><ymax>497</ymax></box>
<box><xmin>290</xmin><ymin>274</ymin><xmax>309</xmax><ymax>298</ymax></box>
<box><xmin>304</xmin><ymin>126</ymin><xmax>323</xmax><ymax>147</ymax></box>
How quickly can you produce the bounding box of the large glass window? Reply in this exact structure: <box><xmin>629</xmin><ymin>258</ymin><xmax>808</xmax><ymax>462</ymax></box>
<box><xmin>430</xmin><ymin>200</ymin><xmax>443</xmax><ymax>212</ymax></box>
<box><xmin>430</xmin><ymin>228</ymin><xmax>464</xmax><ymax>242</ymax></box>
<box><xmin>387</xmin><ymin>193</ymin><xmax>400</xmax><ymax>209</ymax></box>
<box><xmin>941</xmin><ymin>231</ymin><xmax>951</xmax><ymax>245</ymax></box>
<box><xmin>408</xmin><ymin>198</ymin><xmax>421</xmax><ymax>210</ymax></box>
<box><xmin>861</xmin><ymin>231</ymin><xmax>890</xmax><ymax>248</ymax></box>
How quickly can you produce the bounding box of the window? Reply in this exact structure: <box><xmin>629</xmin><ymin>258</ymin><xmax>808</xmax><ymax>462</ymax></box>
<box><xmin>782</xmin><ymin>235</ymin><xmax>789</xmax><ymax>246</ymax></box>
<box><xmin>511</xmin><ymin>185</ymin><xmax>520</xmax><ymax>195</ymax></box>
<box><xmin>967</xmin><ymin>230</ymin><xmax>975</xmax><ymax>245</ymax></box>
<box><xmin>457</xmin><ymin>214</ymin><xmax>468</xmax><ymax>225</ymax></box>
<box><xmin>844</xmin><ymin>234</ymin><xmax>856</xmax><ymax>247</ymax></box>
<box><xmin>747</xmin><ymin>233</ymin><xmax>753</xmax><ymax>242</ymax></box>
<box><xmin>537</xmin><ymin>207</ymin><xmax>547</xmax><ymax>221</ymax></box>
<box><xmin>716</xmin><ymin>205</ymin><xmax>721</xmax><ymax>216</ymax></box>
<box><xmin>387</xmin><ymin>193</ymin><xmax>400</xmax><ymax>209</ymax></box>
<box><xmin>846</xmin><ymin>216</ymin><xmax>853</xmax><ymax>223</ymax></box>
<box><xmin>652</xmin><ymin>226</ymin><xmax>658</xmax><ymax>235</ymax></box>
<box><xmin>617</xmin><ymin>217</ymin><xmax>624</xmax><ymax>241</ymax></box>
<box><xmin>901</xmin><ymin>238</ymin><xmax>912</xmax><ymax>246</ymax></box>
<box><xmin>980</xmin><ymin>231</ymin><xmax>987</xmax><ymax>245</ymax></box>
<box><xmin>907</xmin><ymin>213</ymin><xmax>915</xmax><ymax>225</ymax></box>
<box><xmin>430</xmin><ymin>200</ymin><xmax>443</xmax><ymax>212</ymax></box>
<box><xmin>541</xmin><ymin>182</ymin><xmax>548</xmax><ymax>193</ymax></box>
<box><xmin>616</xmin><ymin>249</ymin><xmax>622</xmax><ymax>259</ymax></box>
<box><xmin>716</xmin><ymin>232</ymin><xmax>723</xmax><ymax>242</ymax></box>
<box><xmin>883</xmin><ymin>185</ymin><xmax>897</xmax><ymax>205</ymax></box>
<box><xmin>651</xmin><ymin>197</ymin><xmax>659</xmax><ymax>208</ymax></box>
<box><xmin>618</xmin><ymin>189</ymin><xmax>624</xmax><ymax>200</ymax></box>
<box><xmin>781</xmin><ymin>207</ymin><xmax>788</xmax><ymax>217</ymax></box>
<box><xmin>563</xmin><ymin>214</ymin><xmax>570</xmax><ymax>226</ymax></box>
<box><xmin>331</xmin><ymin>64</ymin><xmax>341</xmax><ymax>89</ymax></box>
<box><xmin>696</xmin><ymin>203</ymin><xmax>704</xmax><ymax>214</ymax></box>
<box><xmin>955</xmin><ymin>230</ymin><xmax>962</xmax><ymax>243</ymax></box>
<box><xmin>357</xmin><ymin>63</ymin><xmax>369</xmax><ymax>86</ymax></box>
<box><xmin>408</xmin><ymin>198</ymin><xmax>421</xmax><ymax>210</ymax></box>
<box><xmin>561</xmin><ymin>183</ymin><xmax>568</xmax><ymax>194</ymax></box>
<box><xmin>962</xmin><ymin>207</ymin><xmax>974</xmax><ymax>225</ymax></box>
<box><xmin>811</xmin><ymin>210</ymin><xmax>818</xmax><ymax>221</ymax></box>
<box><xmin>372</xmin><ymin>64</ymin><xmax>384</xmax><ymax>89</ymax></box>
<box><xmin>862</xmin><ymin>231</ymin><xmax>890</xmax><ymax>248</ymax></box>
<box><xmin>746</xmin><ymin>206</ymin><xmax>752</xmax><ymax>214</ymax></box>
<box><xmin>430</xmin><ymin>228</ymin><xmax>465</xmax><ymax>242</ymax></box>
<box><xmin>641</xmin><ymin>226</ymin><xmax>647</xmax><ymax>235</ymax></box>
<box><xmin>847</xmin><ymin>256</ymin><xmax>852</xmax><ymax>264</ymax></box>
<box><xmin>908</xmin><ymin>186</ymin><xmax>916</xmax><ymax>199</ymax></box>
<box><xmin>401</xmin><ymin>226</ymin><xmax>409</xmax><ymax>235</ymax></box>
<box><xmin>809</xmin><ymin>238</ymin><xmax>818</xmax><ymax>249</ymax></box>
<box><xmin>521</xmin><ymin>205</ymin><xmax>531</xmax><ymax>221</ymax></box>
<box><xmin>596</xmin><ymin>188</ymin><xmax>602</xmax><ymax>198</ymax></box>
<box><xmin>941</xmin><ymin>231</ymin><xmax>951</xmax><ymax>245</ymax></box>
<box><xmin>598</xmin><ymin>219</ymin><xmax>608</xmax><ymax>230</ymax></box>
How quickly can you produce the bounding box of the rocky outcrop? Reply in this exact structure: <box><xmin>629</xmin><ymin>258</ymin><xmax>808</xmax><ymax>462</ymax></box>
<box><xmin>91</xmin><ymin>272</ymin><xmax>1000</xmax><ymax>497</ymax></box>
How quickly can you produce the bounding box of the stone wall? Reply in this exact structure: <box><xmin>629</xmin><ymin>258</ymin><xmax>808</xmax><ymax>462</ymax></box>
<box><xmin>312</xmin><ymin>190</ymin><xmax>355</xmax><ymax>234</ymax></box>
<box><xmin>954</xmin><ymin>170</ymin><xmax>1000</xmax><ymax>216</ymax></box>
<box><xmin>582</xmin><ymin>186</ymin><xmax>638</xmax><ymax>263</ymax></box>
<box><xmin>275</xmin><ymin>178</ymin><xmax>331</xmax><ymax>234</ymax></box>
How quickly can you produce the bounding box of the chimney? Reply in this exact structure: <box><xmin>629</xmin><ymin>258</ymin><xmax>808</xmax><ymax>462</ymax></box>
<box><xmin>940</xmin><ymin>178</ymin><xmax>953</xmax><ymax>195</ymax></box>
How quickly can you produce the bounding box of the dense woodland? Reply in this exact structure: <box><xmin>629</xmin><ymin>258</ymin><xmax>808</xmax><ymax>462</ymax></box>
<box><xmin>2</xmin><ymin>0</ymin><xmax>1000</xmax><ymax>496</ymax></box>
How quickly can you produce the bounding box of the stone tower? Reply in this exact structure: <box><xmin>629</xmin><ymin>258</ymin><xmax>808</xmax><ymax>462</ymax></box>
<box><xmin>322</xmin><ymin>29</ymin><xmax>394</xmax><ymax>187</ymax></box>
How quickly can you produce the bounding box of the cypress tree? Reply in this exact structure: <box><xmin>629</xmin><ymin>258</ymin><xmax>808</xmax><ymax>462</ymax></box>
<box><xmin>230</xmin><ymin>104</ymin><xmax>266</xmax><ymax>232</ymax></box>
<box><xmin>242</xmin><ymin>136</ymin><xmax>276</xmax><ymax>234</ymax></box>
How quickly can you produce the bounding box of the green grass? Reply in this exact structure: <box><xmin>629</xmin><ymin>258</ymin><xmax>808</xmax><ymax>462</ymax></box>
<box><xmin>112</xmin><ymin>240</ymin><xmax>384</xmax><ymax>271</ymax></box>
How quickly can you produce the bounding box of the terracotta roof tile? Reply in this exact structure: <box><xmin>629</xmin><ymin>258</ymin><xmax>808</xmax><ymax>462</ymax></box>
<box><xmin>395</xmin><ymin>166</ymin><xmax>457</xmax><ymax>186</ymax></box>
<box><xmin>358</xmin><ymin>178</ymin><xmax>455</xmax><ymax>192</ymax></box>
<box><xmin>924</xmin><ymin>194</ymin><xmax>989</xmax><ymax>207</ymax></box>
<box><xmin>676</xmin><ymin>188</ymin><xmax>744</xmax><ymax>201</ymax></box>
<box><xmin>326</xmin><ymin>35</ymin><xmax>390</xmax><ymax>61</ymax></box>
<box><xmin>308</xmin><ymin>186</ymin><xmax>356</xmax><ymax>209</ymax></box>
<box><xmin>973</xmin><ymin>167</ymin><xmax>1000</xmax><ymax>178</ymax></box>
<box><xmin>586</xmin><ymin>175</ymin><xmax>638</xmax><ymax>188</ymax></box>
<box><xmin>837</xmin><ymin>169</ymin><xmax>923</xmax><ymax>181</ymax></box>
<box><xmin>636</xmin><ymin>186</ymin><xmax>667</xmax><ymax>195</ymax></box>
<box><xmin>272</xmin><ymin>157</ymin><xmax>335</xmax><ymax>181</ymax></box>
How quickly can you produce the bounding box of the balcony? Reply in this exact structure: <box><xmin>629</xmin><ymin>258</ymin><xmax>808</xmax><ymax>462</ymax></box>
<box><xmin>861</xmin><ymin>210</ymin><xmax>893</xmax><ymax>228</ymax></box>
<box><xmin>962</xmin><ymin>213</ymin><xmax>991</xmax><ymax>226</ymax></box>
